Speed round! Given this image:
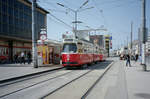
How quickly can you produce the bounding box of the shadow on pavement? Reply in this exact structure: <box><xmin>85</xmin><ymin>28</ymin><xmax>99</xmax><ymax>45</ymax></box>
<box><xmin>66</xmin><ymin>60</ymin><xmax>113</xmax><ymax>70</ymax></box>
<box><xmin>0</xmin><ymin>64</ymin><xmax>33</xmax><ymax>67</ymax></box>
<box><xmin>135</xmin><ymin>93</ymin><xmax>150</xmax><ymax>99</ymax></box>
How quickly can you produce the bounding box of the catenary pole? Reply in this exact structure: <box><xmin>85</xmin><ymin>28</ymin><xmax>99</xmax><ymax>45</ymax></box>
<box><xmin>75</xmin><ymin>11</ymin><xmax>77</xmax><ymax>38</ymax></box>
<box><xmin>141</xmin><ymin>0</ymin><xmax>146</xmax><ymax>71</ymax></box>
<box><xmin>32</xmin><ymin>0</ymin><xmax>38</xmax><ymax>68</ymax></box>
<box><xmin>131</xmin><ymin>21</ymin><xmax>133</xmax><ymax>52</ymax></box>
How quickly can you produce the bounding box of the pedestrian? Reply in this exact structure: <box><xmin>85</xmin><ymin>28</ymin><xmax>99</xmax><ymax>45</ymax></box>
<box><xmin>27</xmin><ymin>51</ymin><xmax>32</xmax><ymax>64</ymax></box>
<box><xmin>14</xmin><ymin>53</ymin><xmax>18</xmax><ymax>63</ymax></box>
<box><xmin>135</xmin><ymin>54</ymin><xmax>139</xmax><ymax>62</ymax></box>
<box><xmin>21</xmin><ymin>51</ymin><xmax>25</xmax><ymax>64</ymax></box>
<box><xmin>126</xmin><ymin>54</ymin><xmax>131</xmax><ymax>67</ymax></box>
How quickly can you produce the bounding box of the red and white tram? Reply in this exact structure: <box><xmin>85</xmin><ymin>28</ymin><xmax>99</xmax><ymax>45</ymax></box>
<box><xmin>61</xmin><ymin>38</ymin><xmax>107</xmax><ymax>68</ymax></box>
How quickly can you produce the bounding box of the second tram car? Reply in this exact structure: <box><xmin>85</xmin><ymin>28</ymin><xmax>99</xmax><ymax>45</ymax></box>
<box><xmin>61</xmin><ymin>38</ymin><xmax>107</xmax><ymax>68</ymax></box>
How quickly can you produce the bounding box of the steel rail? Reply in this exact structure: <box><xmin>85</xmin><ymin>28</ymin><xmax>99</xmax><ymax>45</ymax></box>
<box><xmin>0</xmin><ymin>67</ymin><xmax>64</xmax><ymax>87</ymax></box>
<box><xmin>40</xmin><ymin>70</ymin><xmax>92</xmax><ymax>99</ymax></box>
<box><xmin>40</xmin><ymin>62</ymin><xmax>110</xmax><ymax>99</ymax></box>
<box><xmin>0</xmin><ymin>69</ymin><xmax>74</xmax><ymax>98</ymax></box>
<box><xmin>81</xmin><ymin>61</ymin><xmax>114</xmax><ymax>99</ymax></box>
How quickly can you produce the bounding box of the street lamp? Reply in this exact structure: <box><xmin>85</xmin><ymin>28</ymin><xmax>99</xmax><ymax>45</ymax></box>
<box><xmin>57</xmin><ymin>1</ymin><xmax>94</xmax><ymax>38</ymax></box>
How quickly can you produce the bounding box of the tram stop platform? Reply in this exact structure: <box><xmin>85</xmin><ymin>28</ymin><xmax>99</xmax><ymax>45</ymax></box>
<box><xmin>0</xmin><ymin>63</ymin><xmax>62</xmax><ymax>82</ymax></box>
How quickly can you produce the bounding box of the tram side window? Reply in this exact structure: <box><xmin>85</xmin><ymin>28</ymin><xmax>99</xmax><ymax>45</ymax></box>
<box><xmin>62</xmin><ymin>43</ymin><xmax>77</xmax><ymax>53</ymax></box>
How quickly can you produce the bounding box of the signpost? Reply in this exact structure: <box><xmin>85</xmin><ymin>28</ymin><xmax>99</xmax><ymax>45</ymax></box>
<box><xmin>40</xmin><ymin>28</ymin><xmax>47</xmax><ymax>42</ymax></box>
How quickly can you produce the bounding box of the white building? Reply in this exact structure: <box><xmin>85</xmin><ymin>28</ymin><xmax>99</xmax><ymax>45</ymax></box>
<box><xmin>146</xmin><ymin>35</ymin><xmax>150</xmax><ymax>54</ymax></box>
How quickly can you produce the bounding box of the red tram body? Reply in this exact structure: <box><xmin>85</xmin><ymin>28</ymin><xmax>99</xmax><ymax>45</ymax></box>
<box><xmin>61</xmin><ymin>38</ymin><xmax>107</xmax><ymax>68</ymax></box>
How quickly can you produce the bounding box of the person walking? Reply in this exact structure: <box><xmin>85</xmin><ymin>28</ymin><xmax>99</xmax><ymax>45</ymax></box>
<box><xmin>21</xmin><ymin>51</ymin><xmax>25</xmax><ymax>64</ymax></box>
<box><xmin>14</xmin><ymin>53</ymin><xmax>18</xmax><ymax>63</ymax></box>
<box><xmin>27</xmin><ymin>51</ymin><xmax>32</xmax><ymax>64</ymax></box>
<box><xmin>135</xmin><ymin>54</ymin><xmax>139</xmax><ymax>62</ymax></box>
<box><xmin>126</xmin><ymin>54</ymin><xmax>131</xmax><ymax>67</ymax></box>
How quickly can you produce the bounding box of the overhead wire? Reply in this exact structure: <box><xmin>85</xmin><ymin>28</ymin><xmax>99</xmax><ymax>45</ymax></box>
<box><xmin>47</xmin><ymin>16</ymin><xmax>72</xmax><ymax>30</ymax></box>
<box><xmin>92</xmin><ymin>0</ymin><xmax>109</xmax><ymax>33</ymax></box>
<box><xmin>48</xmin><ymin>13</ymin><xmax>73</xmax><ymax>29</ymax></box>
<box><xmin>37</xmin><ymin>0</ymin><xmax>58</xmax><ymax>10</ymax></box>
<box><xmin>63</xmin><ymin>0</ymin><xmax>82</xmax><ymax>9</ymax></box>
<box><xmin>37</xmin><ymin>0</ymin><xmax>73</xmax><ymax>29</ymax></box>
<box><xmin>40</xmin><ymin>0</ymin><xmax>92</xmax><ymax>31</ymax></box>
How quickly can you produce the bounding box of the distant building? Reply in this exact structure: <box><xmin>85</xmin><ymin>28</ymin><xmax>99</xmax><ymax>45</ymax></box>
<box><xmin>146</xmin><ymin>35</ymin><xmax>150</xmax><ymax>54</ymax></box>
<box><xmin>138</xmin><ymin>28</ymin><xmax>149</xmax><ymax>55</ymax></box>
<box><xmin>0</xmin><ymin>0</ymin><xmax>48</xmax><ymax>62</ymax></box>
<box><xmin>89</xmin><ymin>35</ymin><xmax>105</xmax><ymax>48</ymax></box>
<box><xmin>104</xmin><ymin>35</ymin><xmax>111</xmax><ymax>56</ymax></box>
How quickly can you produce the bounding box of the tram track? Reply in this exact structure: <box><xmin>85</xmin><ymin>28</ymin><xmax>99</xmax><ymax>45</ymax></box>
<box><xmin>81</xmin><ymin>61</ymin><xmax>114</xmax><ymax>99</ymax></box>
<box><xmin>0</xmin><ymin>68</ymin><xmax>74</xmax><ymax>98</ymax></box>
<box><xmin>41</xmin><ymin>69</ymin><xmax>92</xmax><ymax>99</ymax></box>
<box><xmin>0</xmin><ymin>60</ymin><xmax>113</xmax><ymax>99</ymax></box>
<box><xmin>41</xmin><ymin>60</ymin><xmax>114</xmax><ymax>99</ymax></box>
<box><xmin>0</xmin><ymin>67</ymin><xmax>64</xmax><ymax>87</ymax></box>
<box><xmin>0</xmin><ymin>68</ymin><xmax>91</xmax><ymax>99</ymax></box>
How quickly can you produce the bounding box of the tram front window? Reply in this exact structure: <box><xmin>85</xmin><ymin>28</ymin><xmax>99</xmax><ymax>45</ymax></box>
<box><xmin>62</xmin><ymin>43</ymin><xmax>77</xmax><ymax>53</ymax></box>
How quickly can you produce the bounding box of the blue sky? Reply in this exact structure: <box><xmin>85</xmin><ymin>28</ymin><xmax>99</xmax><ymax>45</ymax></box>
<box><xmin>37</xmin><ymin>0</ymin><xmax>150</xmax><ymax>50</ymax></box>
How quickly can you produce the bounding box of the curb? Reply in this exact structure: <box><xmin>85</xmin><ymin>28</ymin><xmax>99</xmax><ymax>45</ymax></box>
<box><xmin>0</xmin><ymin>67</ymin><xmax>63</xmax><ymax>84</ymax></box>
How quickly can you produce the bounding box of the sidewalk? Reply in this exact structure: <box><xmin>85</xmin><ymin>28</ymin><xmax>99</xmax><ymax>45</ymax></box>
<box><xmin>0</xmin><ymin>63</ymin><xmax>63</xmax><ymax>82</ymax></box>
<box><xmin>125</xmin><ymin>61</ymin><xmax>150</xmax><ymax>99</ymax></box>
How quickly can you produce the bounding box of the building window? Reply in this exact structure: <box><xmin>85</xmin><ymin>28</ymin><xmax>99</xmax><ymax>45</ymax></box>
<box><xmin>0</xmin><ymin>3</ymin><xmax>2</xmax><ymax>13</ymax></box>
<box><xmin>0</xmin><ymin>22</ymin><xmax>1</xmax><ymax>33</ymax></box>
<box><xmin>8</xmin><ymin>0</ymin><xmax>14</xmax><ymax>7</ymax></box>
<box><xmin>15</xmin><ymin>18</ymin><xmax>19</xmax><ymax>28</ymax></box>
<box><xmin>2</xmin><ymin>14</ymin><xmax>8</xmax><ymax>24</ymax></box>
<box><xmin>2</xmin><ymin>4</ymin><xmax>7</xmax><ymax>14</ymax></box>
<box><xmin>0</xmin><ymin>13</ymin><xmax>1</xmax><ymax>23</ymax></box>
<box><xmin>2</xmin><ymin>0</ymin><xmax>7</xmax><ymax>4</ymax></box>
<box><xmin>14</xmin><ymin>9</ymin><xmax>18</xmax><ymax>18</ymax></box>
<box><xmin>9</xmin><ymin>16</ymin><xmax>13</xmax><ymax>25</ymax></box>
<box><xmin>14</xmin><ymin>0</ymin><xmax>18</xmax><ymax>9</ymax></box>
<box><xmin>2</xmin><ymin>24</ymin><xmax>8</xmax><ymax>33</ymax></box>
<box><xmin>8</xmin><ymin>7</ymin><xmax>13</xmax><ymax>17</ymax></box>
<box><xmin>19</xmin><ymin>11</ymin><xmax>23</xmax><ymax>19</ymax></box>
<box><xmin>0</xmin><ymin>0</ymin><xmax>47</xmax><ymax>40</ymax></box>
<box><xmin>9</xmin><ymin>25</ymin><xmax>13</xmax><ymax>34</ymax></box>
<box><xmin>20</xmin><ymin>20</ymin><xmax>23</xmax><ymax>28</ymax></box>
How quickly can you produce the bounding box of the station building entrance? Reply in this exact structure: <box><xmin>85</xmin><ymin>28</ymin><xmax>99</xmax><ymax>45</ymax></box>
<box><xmin>0</xmin><ymin>37</ymin><xmax>32</xmax><ymax>63</ymax></box>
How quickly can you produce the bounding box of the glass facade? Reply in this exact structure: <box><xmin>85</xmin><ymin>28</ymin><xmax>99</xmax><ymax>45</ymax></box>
<box><xmin>0</xmin><ymin>0</ymin><xmax>46</xmax><ymax>40</ymax></box>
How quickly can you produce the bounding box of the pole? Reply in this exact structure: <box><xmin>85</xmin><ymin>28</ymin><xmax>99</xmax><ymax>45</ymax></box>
<box><xmin>108</xmin><ymin>40</ymin><xmax>110</xmax><ymax>57</ymax></box>
<box><xmin>127</xmin><ymin>36</ymin><xmax>128</xmax><ymax>47</ymax></box>
<box><xmin>141</xmin><ymin>0</ymin><xmax>146</xmax><ymax>71</ymax></box>
<box><xmin>131</xmin><ymin>21</ymin><xmax>133</xmax><ymax>53</ymax></box>
<box><xmin>32</xmin><ymin>0</ymin><xmax>38</xmax><ymax>68</ymax></box>
<box><xmin>75</xmin><ymin>11</ymin><xmax>77</xmax><ymax>38</ymax></box>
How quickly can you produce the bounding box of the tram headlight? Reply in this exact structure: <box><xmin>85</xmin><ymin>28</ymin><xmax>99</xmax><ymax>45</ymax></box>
<box><xmin>67</xmin><ymin>54</ymin><xmax>70</xmax><ymax>61</ymax></box>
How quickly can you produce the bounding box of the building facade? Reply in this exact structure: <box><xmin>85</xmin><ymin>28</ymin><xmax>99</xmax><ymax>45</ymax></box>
<box><xmin>104</xmin><ymin>35</ymin><xmax>112</xmax><ymax>57</ymax></box>
<box><xmin>89</xmin><ymin>35</ymin><xmax>105</xmax><ymax>48</ymax></box>
<box><xmin>0</xmin><ymin>0</ymin><xmax>48</xmax><ymax>63</ymax></box>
